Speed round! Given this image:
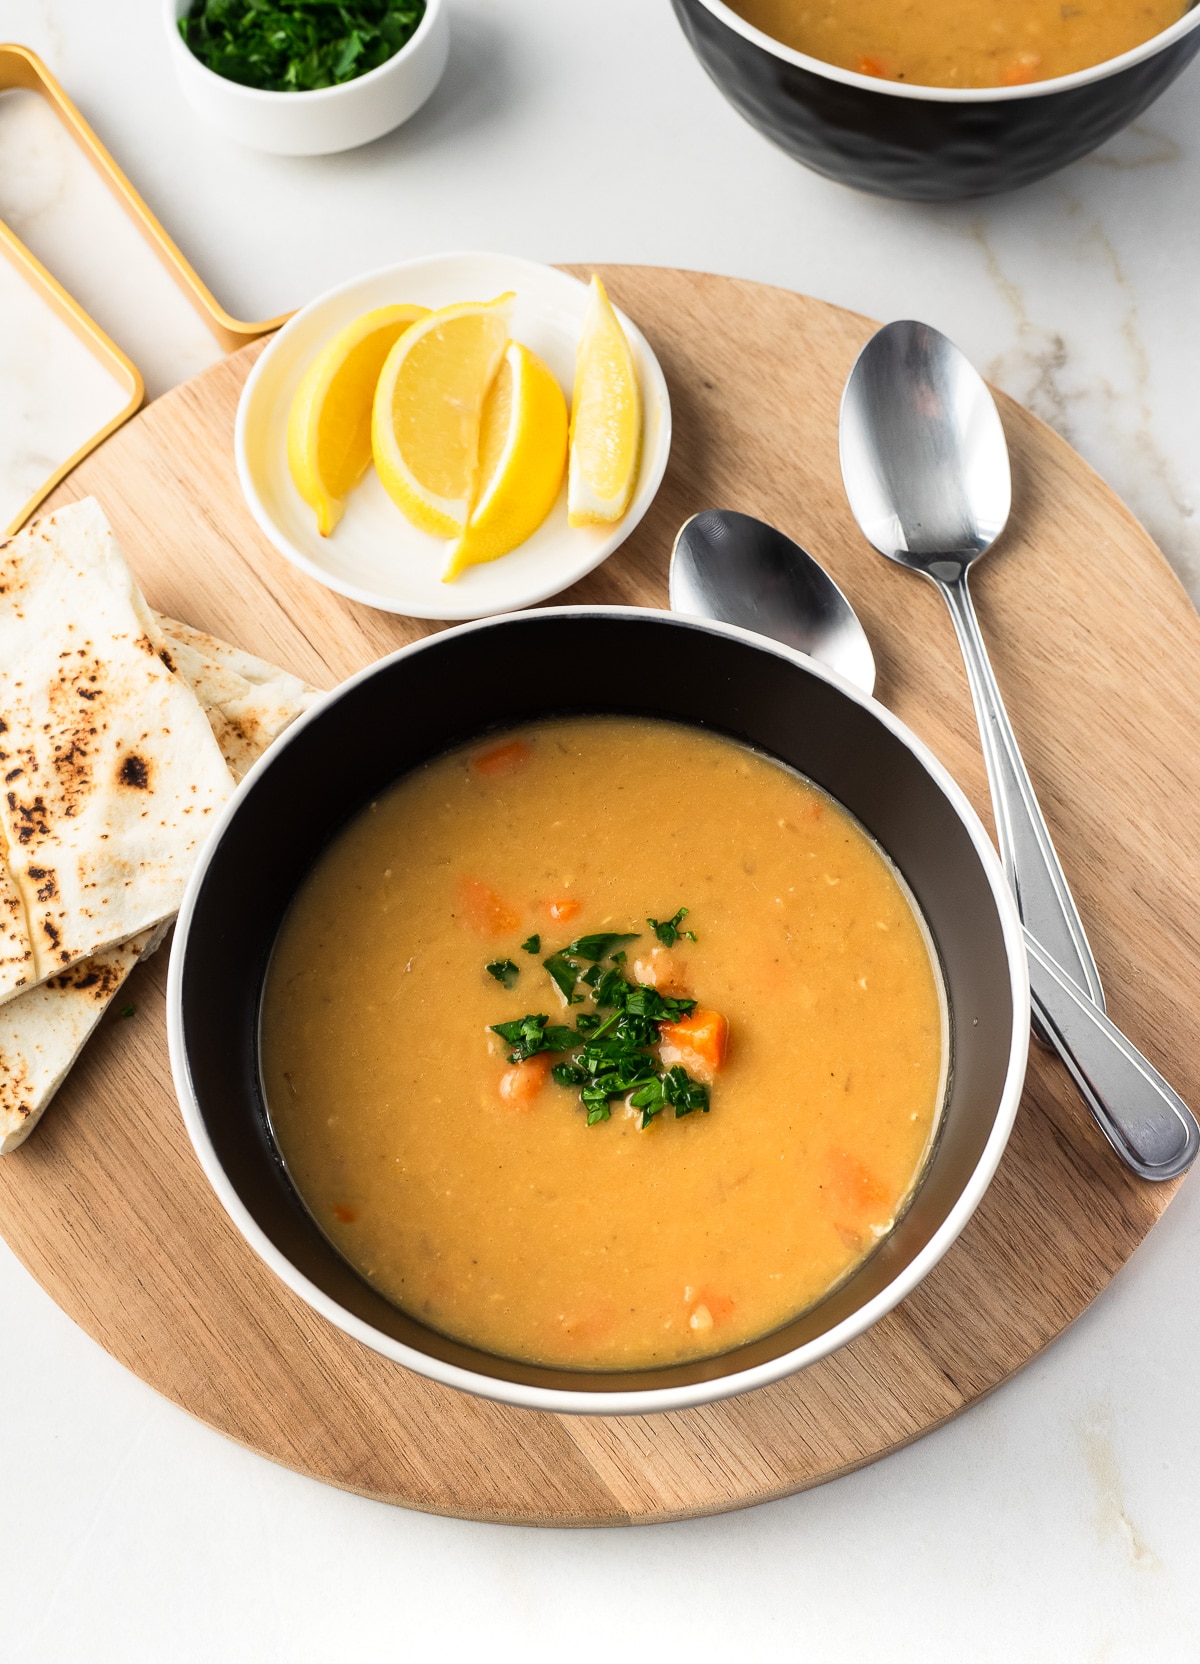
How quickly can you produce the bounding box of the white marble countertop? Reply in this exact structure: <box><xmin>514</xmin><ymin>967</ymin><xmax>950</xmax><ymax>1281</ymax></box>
<box><xmin>3</xmin><ymin>3</ymin><xmax>1200</xmax><ymax>1658</ymax></box>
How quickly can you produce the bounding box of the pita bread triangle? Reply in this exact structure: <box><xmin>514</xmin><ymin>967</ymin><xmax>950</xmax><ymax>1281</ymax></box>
<box><xmin>0</xmin><ymin>500</ymin><xmax>235</xmax><ymax>1000</ymax></box>
<box><xmin>0</xmin><ymin>607</ymin><xmax>322</xmax><ymax>1152</ymax></box>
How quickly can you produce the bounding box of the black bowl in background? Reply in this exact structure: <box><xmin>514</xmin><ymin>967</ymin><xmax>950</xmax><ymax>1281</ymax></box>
<box><xmin>168</xmin><ymin>610</ymin><xmax>1028</xmax><ymax>1415</ymax></box>
<box><xmin>671</xmin><ymin>0</ymin><xmax>1200</xmax><ymax>199</ymax></box>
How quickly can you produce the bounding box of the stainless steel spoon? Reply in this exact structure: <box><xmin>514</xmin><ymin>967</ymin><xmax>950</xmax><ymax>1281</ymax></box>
<box><xmin>838</xmin><ymin>318</ymin><xmax>1197</xmax><ymax>1180</ymax></box>
<box><xmin>840</xmin><ymin>319</ymin><xmax>1104</xmax><ymax>1010</ymax></box>
<box><xmin>670</xmin><ymin>509</ymin><xmax>876</xmax><ymax>695</ymax></box>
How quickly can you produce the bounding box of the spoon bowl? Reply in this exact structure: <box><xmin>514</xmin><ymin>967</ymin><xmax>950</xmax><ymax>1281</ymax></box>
<box><xmin>670</xmin><ymin>509</ymin><xmax>876</xmax><ymax>696</ymax></box>
<box><xmin>839</xmin><ymin>320</ymin><xmax>1011</xmax><ymax>583</ymax></box>
<box><xmin>839</xmin><ymin>318</ymin><xmax>1199</xmax><ymax>1181</ymax></box>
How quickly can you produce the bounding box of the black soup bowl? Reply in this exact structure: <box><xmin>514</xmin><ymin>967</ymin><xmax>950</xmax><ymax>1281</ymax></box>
<box><xmin>671</xmin><ymin>0</ymin><xmax>1200</xmax><ymax>199</ymax></box>
<box><xmin>168</xmin><ymin>609</ymin><xmax>1028</xmax><ymax>1415</ymax></box>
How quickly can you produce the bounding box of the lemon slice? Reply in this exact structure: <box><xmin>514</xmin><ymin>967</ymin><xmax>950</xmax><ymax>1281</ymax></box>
<box><xmin>287</xmin><ymin>304</ymin><xmax>428</xmax><ymax>536</ymax></box>
<box><xmin>371</xmin><ymin>295</ymin><xmax>514</xmax><ymax>539</ymax></box>
<box><xmin>567</xmin><ymin>276</ymin><xmax>642</xmax><ymax>527</ymax></box>
<box><xmin>442</xmin><ymin>343</ymin><xmax>569</xmax><ymax>581</ymax></box>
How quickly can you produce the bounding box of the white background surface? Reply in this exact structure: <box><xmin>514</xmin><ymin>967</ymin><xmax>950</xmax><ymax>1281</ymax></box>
<box><xmin>2</xmin><ymin>2</ymin><xmax>1200</xmax><ymax>1658</ymax></box>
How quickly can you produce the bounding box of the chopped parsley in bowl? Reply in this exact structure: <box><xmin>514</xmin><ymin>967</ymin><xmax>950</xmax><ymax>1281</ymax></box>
<box><xmin>178</xmin><ymin>0</ymin><xmax>427</xmax><ymax>92</ymax></box>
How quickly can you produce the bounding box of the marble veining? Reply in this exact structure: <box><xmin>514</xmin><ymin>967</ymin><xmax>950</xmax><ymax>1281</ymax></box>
<box><xmin>0</xmin><ymin>88</ymin><xmax>223</xmax><ymax>402</ymax></box>
<box><xmin>0</xmin><ymin>254</ymin><xmax>127</xmax><ymax>530</ymax></box>
<box><xmin>1081</xmin><ymin>1404</ymin><xmax>1160</xmax><ymax>1572</ymax></box>
<box><xmin>973</xmin><ymin>188</ymin><xmax>1199</xmax><ymax>596</ymax></box>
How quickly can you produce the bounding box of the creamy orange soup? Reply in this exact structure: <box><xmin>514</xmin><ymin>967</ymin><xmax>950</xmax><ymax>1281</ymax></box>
<box><xmin>261</xmin><ymin>717</ymin><xmax>946</xmax><ymax>1371</ymax></box>
<box><xmin>729</xmin><ymin>0</ymin><xmax>1188</xmax><ymax>87</ymax></box>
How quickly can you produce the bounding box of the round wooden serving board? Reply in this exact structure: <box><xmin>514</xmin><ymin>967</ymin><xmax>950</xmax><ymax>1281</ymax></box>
<box><xmin>4</xmin><ymin>266</ymin><xmax>1200</xmax><ymax>1526</ymax></box>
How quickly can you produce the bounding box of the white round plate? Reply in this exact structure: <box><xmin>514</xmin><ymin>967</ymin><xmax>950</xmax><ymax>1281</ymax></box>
<box><xmin>235</xmin><ymin>253</ymin><xmax>672</xmax><ymax>620</ymax></box>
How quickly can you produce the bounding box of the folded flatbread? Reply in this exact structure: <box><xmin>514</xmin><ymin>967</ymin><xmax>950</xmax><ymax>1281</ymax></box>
<box><xmin>0</xmin><ymin>605</ymin><xmax>321</xmax><ymax>1152</ymax></box>
<box><xmin>0</xmin><ymin>499</ymin><xmax>235</xmax><ymax>1001</ymax></box>
<box><xmin>0</xmin><ymin>925</ymin><xmax>165</xmax><ymax>1155</ymax></box>
<box><xmin>153</xmin><ymin>615</ymin><xmax>321</xmax><ymax>783</ymax></box>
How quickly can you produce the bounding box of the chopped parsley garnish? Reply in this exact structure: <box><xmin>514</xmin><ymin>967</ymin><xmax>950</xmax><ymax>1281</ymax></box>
<box><xmin>489</xmin><ymin>1014</ymin><xmax>579</xmax><ymax>1063</ymax></box>
<box><xmin>520</xmin><ymin>934</ymin><xmax>541</xmax><ymax>954</ymax></box>
<box><xmin>648</xmin><ymin>907</ymin><xmax>696</xmax><ymax>947</ymax></box>
<box><xmin>119</xmin><ymin>1003</ymin><xmax>135</xmax><ymax>1019</ymax></box>
<box><xmin>178</xmin><ymin>0</ymin><xmax>425</xmax><ymax>93</ymax></box>
<box><xmin>549</xmin><ymin>969</ymin><xmax>702</xmax><ymax>1128</ymax></box>
<box><xmin>485</xmin><ymin>959</ymin><xmax>519</xmax><ymax>989</ymax></box>
<box><xmin>541</xmin><ymin>931</ymin><xmax>640</xmax><ymax>1007</ymax></box>
<box><xmin>564</xmin><ymin>931</ymin><xmax>640</xmax><ymax>962</ymax></box>
<box><xmin>490</xmin><ymin>921</ymin><xmax>709</xmax><ymax>1129</ymax></box>
<box><xmin>630</xmin><ymin>1067</ymin><xmax>710</xmax><ymax>1123</ymax></box>
<box><xmin>543</xmin><ymin>951</ymin><xmax>583</xmax><ymax>1004</ymax></box>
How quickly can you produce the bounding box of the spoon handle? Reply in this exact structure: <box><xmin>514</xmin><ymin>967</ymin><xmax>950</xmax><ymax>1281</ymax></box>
<box><xmin>1025</xmin><ymin>931</ymin><xmax>1199</xmax><ymax>1180</ymax></box>
<box><xmin>938</xmin><ymin>571</ymin><xmax>1196</xmax><ymax>1179</ymax></box>
<box><xmin>938</xmin><ymin>571</ymin><xmax>1106</xmax><ymax>1011</ymax></box>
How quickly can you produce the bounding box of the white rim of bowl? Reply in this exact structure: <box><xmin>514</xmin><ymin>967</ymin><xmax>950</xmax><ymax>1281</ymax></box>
<box><xmin>233</xmin><ymin>253</ymin><xmax>672</xmax><ymax>621</ymax></box>
<box><xmin>692</xmin><ymin>0</ymin><xmax>1200</xmax><ymax>102</ymax></box>
<box><xmin>164</xmin><ymin>0</ymin><xmax>443</xmax><ymax>100</ymax></box>
<box><xmin>168</xmin><ymin>607</ymin><xmax>1031</xmax><ymax>1417</ymax></box>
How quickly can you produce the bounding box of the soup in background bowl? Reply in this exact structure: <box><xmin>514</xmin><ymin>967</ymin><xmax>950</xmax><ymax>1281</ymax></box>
<box><xmin>671</xmin><ymin>0</ymin><xmax>1200</xmax><ymax>199</ymax></box>
<box><xmin>728</xmin><ymin>0</ymin><xmax>1190</xmax><ymax>89</ymax></box>
<box><xmin>168</xmin><ymin>609</ymin><xmax>1028</xmax><ymax>1415</ymax></box>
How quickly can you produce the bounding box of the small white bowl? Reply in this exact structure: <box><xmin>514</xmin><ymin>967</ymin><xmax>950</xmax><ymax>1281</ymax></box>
<box><xmin>165</xmin><ymin>0</ymin><xmax>449</xmax><ymax>155</ymax></box>
<box><xmin>235</xmin><ymin>253</ymin><xmax>673</xmax><ymax>621</ymax></box>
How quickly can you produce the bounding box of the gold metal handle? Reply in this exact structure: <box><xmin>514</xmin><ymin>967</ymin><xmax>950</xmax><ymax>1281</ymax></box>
<box><xmin>0</xmin><ymin>43</ymin><xmax>290</xmax><ymax>534</ymax></box>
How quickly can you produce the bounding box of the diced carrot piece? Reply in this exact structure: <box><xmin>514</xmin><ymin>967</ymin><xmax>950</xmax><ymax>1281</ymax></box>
<box><xmin>658</xmin><ymin>1008</ymin><xmax>729</xmax><ymax>1080</ymax></box>
<box><xmin>857</xmin><ymin>55</ymin><xmax>887</xmax><ymax>77</ymax></box>
<box><xmin>825</xmin><ymin>1149</ymin><xmax>888</xmax><ymax>1216</ymax></box>
<box><xmin>472</xmin><ymin>738</ymin><xmax>532</xmax><ymax>776</ymax></box>
<box><xmin>499</xmin><ymin>1052</ymin><xmax>553</xmax><ymax>1107</ymax></box>
<box><xmin>687</xmin><ymin>1287</ymin><xmax>735</xmax><ymax>1327</ymax></box>
<box><xmin>458</xmin><ymin>877</ymin><xmax>520</xmax><ymax>936</ymax></box>
<box><xmin>1001</xmin><ymin>52</ymin><xmax>1040</xmax><ymax>84</ymax></box>
<box><xmin>332</xmin><ymin>1204</ymin><xmax>358</xmax><ymax>1224</ymax></box>
<box><xmin>548</xmin><ymin>897</ymin><xmax>581</xmax><ymax>922</ymax></box>
<box><xmin>556</xmin><ymin>1298</ymin><xmax>618</xmax><ymax>1345</ymax></box>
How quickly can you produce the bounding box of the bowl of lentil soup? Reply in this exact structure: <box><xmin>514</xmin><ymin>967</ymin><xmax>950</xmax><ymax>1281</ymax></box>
<box><xmin>168</xmin><ymin>609</ymin><xmax>1028</xmax><ymax>1414</ymax></box>
<box><xmin>671</xmin><ymin>0</ymin><xmax>1200</xmax><ymax>198</ymax></box>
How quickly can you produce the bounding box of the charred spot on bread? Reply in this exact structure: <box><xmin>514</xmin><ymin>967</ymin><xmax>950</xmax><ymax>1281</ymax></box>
<box><xmin>117</xmin><ymin>754</ymin><xmax>150</xmax><ymax>790</ymax></box>
<box><xmin>27</xmin><ymin>867</ymin><xmax>57</xmax><ymax>902</ymax></box>
<box><xmin>46</xmin><ymin>957</ymin><xmax>128</xmax><ymax>1000</ymax></box>
<box><xmin>7</xmin><ymin>793</ymin><xmax>51</xmax><ymax>844</ymax></box>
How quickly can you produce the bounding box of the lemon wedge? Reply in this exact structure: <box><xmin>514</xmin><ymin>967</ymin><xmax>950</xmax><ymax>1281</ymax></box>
<box><xmin>567</xmin><ymin>276</ymin><xmax>642</xmax><ymax>527</ymax></box>
<box><xmin>287</xmin><ymin>304</ymin><xmax>428</xmax><ymax>536</ymax></box>
<box><xmin>371</xmin><ymin>295</ymin><xmax>514</xmax><ymax>539</ymax></box>
<box><xmin>442</xmin><ymin>342</ymin><xmax>568</xmax><ymax>581</ymax></box>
